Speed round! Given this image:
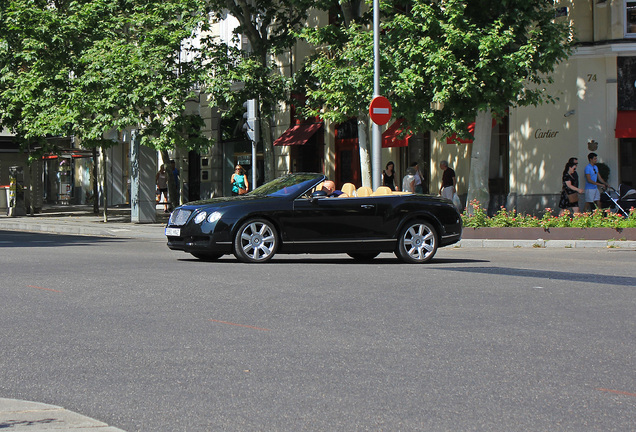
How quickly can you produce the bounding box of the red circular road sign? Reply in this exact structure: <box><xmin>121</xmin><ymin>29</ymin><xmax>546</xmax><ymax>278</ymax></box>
<box><xmin>369</xmin><ymin>96</ymin><xmax>392</xmax><ymax>125</ymax></box>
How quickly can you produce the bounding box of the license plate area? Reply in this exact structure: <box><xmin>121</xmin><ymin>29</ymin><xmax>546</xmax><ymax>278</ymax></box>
<box><xmin>165</xmin><ymin>227</ymin><xmax>181</xmax><ymax>237</ymax></box>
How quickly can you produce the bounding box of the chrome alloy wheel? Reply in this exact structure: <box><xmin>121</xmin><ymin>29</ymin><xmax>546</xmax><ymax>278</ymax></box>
<box><xmin>396</xmin><ymin>221</ymin><xmax>438</xmax><ymax>263</ymax></box>
<box><xmin>234</xmin><ymin>219</ymin><xmax>278</xmax><ymax>263</ymax></box>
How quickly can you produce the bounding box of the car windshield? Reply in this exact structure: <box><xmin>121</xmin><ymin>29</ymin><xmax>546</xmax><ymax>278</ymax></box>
<box><xmin>250</xmin><ymin>173</ymin><xmax>324</xmax><ymax>197</ymax></box>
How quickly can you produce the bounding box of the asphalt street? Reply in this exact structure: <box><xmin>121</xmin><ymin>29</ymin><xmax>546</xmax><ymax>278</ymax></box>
<box><xmin>1</xmin><ymin>230</ymin><xmax>635</xmax><ymax>431</ymax></box>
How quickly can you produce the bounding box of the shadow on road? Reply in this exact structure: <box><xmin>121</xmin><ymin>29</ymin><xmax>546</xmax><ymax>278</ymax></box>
<box><xmin>434</xmin><ymin>266</ymin><xmax>636</xmax><ymax>287</ymax></box>
<box><xmin>176</xmin><ymin>256</ymin><xmax>490</xmax><ymax>265</ymax></box>
<box><xmin>0</xmin><ymin>230</ymin><xmax>127</xmax><ymax>248</ymax></box>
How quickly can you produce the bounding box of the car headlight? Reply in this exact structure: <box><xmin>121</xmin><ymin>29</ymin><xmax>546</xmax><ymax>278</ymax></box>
<box><xmin>193</xmin><ymin>211</ymin><xmax>207</xmax><ymax>224</ymax></box>
<box><xmin>207</xmin><ymin>211</ymin><xmax>222</xmax><ymax>223</ymax></box>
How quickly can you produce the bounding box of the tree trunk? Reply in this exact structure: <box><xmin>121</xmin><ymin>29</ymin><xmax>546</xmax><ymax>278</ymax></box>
<box><xmin>101</xmin><ymin>146</ymin><xmax>108</xmax><ymax>223</ymax></box>
<box><xmin>160</xmin><ymin>149</ymin><xmax>178</xmax><ymax>211</ymax></box>
<box><xmin>340</xmin><ymin>0</ymin><xmax>362</xmax><ymax>27</ymax></box>
<box><xmin>466</xmin><ymin>108</ymin><xmax>493</xmax><ymax>215</ymax></box>
<box><xmin>357</xmin><ymin>114</ymin><xmax>372</xmax><ymax>188</ymax></box>
<box><xmin>261</xmin><ymin>114</ymin><xmax>275</xmax><ymax>182</ymax></box>
<box><xmin>93</xmin><ymin>147</ymin><xmax>99</xmax><ymax>215</ymax></box>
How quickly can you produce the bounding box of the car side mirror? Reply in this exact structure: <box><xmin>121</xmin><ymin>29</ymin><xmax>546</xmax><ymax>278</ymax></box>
<box><xmin>310</xmin><ymin>190</ymin><xmax>327</xmax><ymax>202</ymax></box>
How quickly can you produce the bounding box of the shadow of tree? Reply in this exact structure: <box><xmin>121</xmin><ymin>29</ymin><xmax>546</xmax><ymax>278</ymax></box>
<box><xmin>0</xmin><ymin>230</ymin><xmax>128</xmax><ymax>248</ymax></box>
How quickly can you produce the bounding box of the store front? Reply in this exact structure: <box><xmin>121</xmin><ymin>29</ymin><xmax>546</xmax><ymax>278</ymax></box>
<box><xmin>274</xmin><ymin>120</ymin><xmax>324</xmax><ymax>176</ymax></box>
<box><xmin>42</xmin><ymin>149</ymin><xmax>95</xmax><ymax>205</ymax></box>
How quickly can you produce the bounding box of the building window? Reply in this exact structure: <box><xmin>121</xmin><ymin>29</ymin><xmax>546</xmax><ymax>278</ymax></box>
<box><xmin>626</xmin><ymin>1</ymin><xmax>636</xmax><ymax>37</ymax></box>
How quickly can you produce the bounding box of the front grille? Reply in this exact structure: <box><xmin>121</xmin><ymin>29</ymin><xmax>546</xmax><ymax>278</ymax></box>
<box><xmin>169</xmin><ymin>209</ymin><xmax>192</xmax><ymax>226</ymax></box>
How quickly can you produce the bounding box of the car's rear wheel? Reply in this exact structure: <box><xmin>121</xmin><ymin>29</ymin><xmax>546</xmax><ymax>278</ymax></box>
<box><xmin>191</xmin><ymin>252</ymin><xmax>223</xmax><ymax>261</ymax></box>
<box><xmin>395</xmin><ymin>220</ymin><xmax>438</xmax><ymax>263</ymax></box>
<box><xmin>347</xmin><ymin>252</ymin><xmax>380</xmax><ymax>262</ymax></box>
<box><xmin>234</xmin><ymin>218</ymin><xmax>279</xmax><ymax>263</ymax></box>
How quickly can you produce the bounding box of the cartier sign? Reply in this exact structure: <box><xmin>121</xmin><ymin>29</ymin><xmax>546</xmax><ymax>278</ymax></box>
<box><xmin>534</xmin><ymin>129</ymin><xmax>559</xmax><ymax>139</ymax></box>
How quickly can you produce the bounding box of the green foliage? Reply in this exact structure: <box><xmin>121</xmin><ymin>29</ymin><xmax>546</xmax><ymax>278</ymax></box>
<box><xmin>462</xmin><ymin>200</ymin><xmax>636</xmax><ymax>228</ymax></box>
<box><xmin>296</xmin><ymin>0</ymin><xmax>574</xmax><ymax>136</ymax></box>
<box><xmin>0</xmin><ymin>0</ymin><xmax>214</xmax><ymax>153</ymax></box>
<box><xmin>204</xmin><ymin>46</ymin><xmax>289</xmax><ymax>121</ymax></box>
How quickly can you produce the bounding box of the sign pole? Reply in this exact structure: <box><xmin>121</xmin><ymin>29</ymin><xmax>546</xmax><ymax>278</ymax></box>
<box><xmin>372</xmin><ymin>0</ymin><xmax>381</xmax><ymax>190</ymax></box>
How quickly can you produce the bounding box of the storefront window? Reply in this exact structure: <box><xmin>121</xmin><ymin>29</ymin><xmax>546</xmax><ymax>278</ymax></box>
<box><xmin>626</xmin><ymin>1</ymin><xmax>636</xmax><ymax>37</ymax></box>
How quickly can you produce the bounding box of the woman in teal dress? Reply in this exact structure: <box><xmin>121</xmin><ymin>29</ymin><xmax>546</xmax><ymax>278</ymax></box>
<box><xmin>231</xmin><ymin>165</ymin><xmax>249</xmax><ymax>196</ymax></box>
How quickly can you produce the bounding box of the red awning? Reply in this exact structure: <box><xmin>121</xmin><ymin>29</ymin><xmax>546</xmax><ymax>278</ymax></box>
<box><xmin>41</xmin><ymin>149</ymin><xmax>94</xmax><ymax>159</ymax></box>
<box><xmin>615</xmin><ymin>111</ymin><xmax>636</xmax><ymax>138</ymax></box>
<box><xmin>382</xmin><ymin>119</ymin><xmax>411</xmax><ymax>148</ymax></box>
<box><xmin>273</xmin><ymin>122</ymin><xmax>323</xmax><ymax>146</ymax></box>
<box><xmin>446</xmin><ymin>122</ymin><xmax>476</xmax><ymax>144</ymax></box>
<box><xmin>446</xmin><ymin>119</ymin><xmax>497</xmax><ymax>144</ymax></box>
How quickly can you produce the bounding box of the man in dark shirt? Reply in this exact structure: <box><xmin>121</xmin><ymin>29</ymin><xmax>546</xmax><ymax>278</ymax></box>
<box><xmin>439</xmin><ymin>161</ymin><xmax>456</xmax><ymax>200</ymax></box>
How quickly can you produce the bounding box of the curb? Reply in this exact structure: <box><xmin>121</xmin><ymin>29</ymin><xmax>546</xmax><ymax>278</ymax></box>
<box><xmin>0</xmin><ymin>398</ymin><xmax>126</xmax><ymax>431</ymax></box>
<box><xmin>456</xmin><ymin>239</ymin><xmax>636</xmax><ymax>249</ymax></box>
<box><xmin>0</xmin><ymin>220</ymin><xmax>166</xmax><ymax>240</ymax></box>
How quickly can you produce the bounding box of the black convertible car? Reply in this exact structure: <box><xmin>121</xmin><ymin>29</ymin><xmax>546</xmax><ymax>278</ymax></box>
<box><xmin>165</xmin><ymin>173</ymin><xmax>462</xmax><ymax>263</ymax></box>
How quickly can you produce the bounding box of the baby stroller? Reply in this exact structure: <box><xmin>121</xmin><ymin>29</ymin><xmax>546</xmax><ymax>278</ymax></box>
<box><xmin>601</xmin><ymin>184</ymin><xmax>636</xmax><ymax>217</ymax></box>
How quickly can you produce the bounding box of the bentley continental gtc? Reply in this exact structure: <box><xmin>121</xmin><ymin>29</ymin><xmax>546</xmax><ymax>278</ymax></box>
<box><xmin>165</xmin><ymin>173</ymin><xmax>462</xmax><ymax>263</ymax></box>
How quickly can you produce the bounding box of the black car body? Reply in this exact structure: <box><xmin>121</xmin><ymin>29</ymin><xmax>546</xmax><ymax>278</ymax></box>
<box><xmin>165</xmin><ymin>173</ymin><xmax>462</xmax><ymax>263</ymax></box>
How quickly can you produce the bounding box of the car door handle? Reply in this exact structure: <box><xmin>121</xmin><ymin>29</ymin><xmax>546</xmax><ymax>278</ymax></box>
<box><xmin>361</xmin><ymin>204</ymin><xmax>375</xmax><ymax>209</ymax></box>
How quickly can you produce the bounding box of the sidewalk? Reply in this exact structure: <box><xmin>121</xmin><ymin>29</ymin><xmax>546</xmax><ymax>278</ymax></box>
<box><xmin>0</xmin><ymin>204</ymin><xmax>168</xmax><ymax>240</ymax></box>
<box><xmin>0</xmin><ymin>398</ymin><xmax>126</xmax><ymax>431</ymax></box>
<box><xmin>1</xmin><ymin>204</ymin><xmax>636</xmax><ymax>248</ymax></box>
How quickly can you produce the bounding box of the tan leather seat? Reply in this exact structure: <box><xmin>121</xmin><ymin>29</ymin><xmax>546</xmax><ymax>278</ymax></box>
<box><xmin>356</xmin><ymin>186</ymin><xmax>373</xmax><ymax>197</ymax></box>
<box><xmin>341</xmin><ymin>183</ymin><xmax>356</xmax><ymax>197</ymax></box>
<box><xmin>372</xmin><ymin>186</ymin><xmax>393</xmax><ymax>196</ymax></box>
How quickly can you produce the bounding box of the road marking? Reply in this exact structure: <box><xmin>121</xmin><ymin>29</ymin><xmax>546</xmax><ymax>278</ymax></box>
<box><xmin>597</xmin><ymin>388</ymin><xmax>636</xmax><ymax>398</ymax></box>
<box><xmin>28</xmin><ymin>285</ymin><xmax>62</xmax><ymax>293</ymax></box>
<box><xmin>209</xmin><ymin>319</ymin><xmax>270</xmax><ymax>331</ymax></box>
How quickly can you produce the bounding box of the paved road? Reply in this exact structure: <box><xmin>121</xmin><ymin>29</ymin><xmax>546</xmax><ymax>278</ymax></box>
<box><xmin>1</xmin><ymin>231</ymin><xmax>635</xmax><ymax>431</ymax></box>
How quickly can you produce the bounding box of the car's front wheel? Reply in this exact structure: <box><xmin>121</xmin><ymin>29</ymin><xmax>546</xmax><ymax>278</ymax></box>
<box><xmin>234</xmin><ymin>219</ymin><xmax>279</xmax><ymax>263</ymax></box>
<box><xmin>395</xmin><ymin>220</ymin><xmax>438</xmax><ymax>263</ymax></box>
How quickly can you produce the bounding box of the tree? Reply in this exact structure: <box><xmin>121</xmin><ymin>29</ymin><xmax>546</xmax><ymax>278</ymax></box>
<box><xmin>204</xmin><ymin>0</ymin><xmax>316</xmax><ymax>182</ymax></box>
<box><xmin>297</xmin><ymin>0</ymin><xmax>572</xmax><ymax>199</ymax></box>
<box><xmin>381</xmin><ymin>0</ymin><xmax>573</xmax><ymax>211</ymax></box>
<box><xmin>296</xmin><ymin>1</ymin><xmax>376</xmax><ymax>187</ymax></box>
<box><xmin>0</xmin><ymin>0</ymin><xmax>214</xmax><ymax>217</ymax></box>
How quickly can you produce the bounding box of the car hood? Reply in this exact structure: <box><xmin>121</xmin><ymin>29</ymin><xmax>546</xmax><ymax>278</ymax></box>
<box><xmin>178</xmin><ymin>195</ymin><xmax>279</xmax><ymax>211</ymax></box>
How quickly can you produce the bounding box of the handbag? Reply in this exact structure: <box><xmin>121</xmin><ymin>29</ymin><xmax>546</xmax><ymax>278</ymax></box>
<box><xmin>567</xmin><ymin>192</ymin><xmax>579</xmax><ymax>204</ymax></box>
<box><xmin>238</xmin><ymin>187</ymin><xmax>247</xmax><ymax>195</ymax></box>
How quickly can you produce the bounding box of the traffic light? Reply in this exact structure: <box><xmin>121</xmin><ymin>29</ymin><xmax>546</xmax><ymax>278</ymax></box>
<box><xmin>242</xmin><ymin>99</ymin><xmax>259</xmax><ymax>143</ymax></box>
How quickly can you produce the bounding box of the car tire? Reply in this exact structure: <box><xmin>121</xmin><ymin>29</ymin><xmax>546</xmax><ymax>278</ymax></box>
<box><xmin>191</xmin><ymin>252</ymin><xmax>223</xmax><ymax>261</ymax></box>
<box><xmin>234</xmin><ymin>218</ymin><xmax>279</xmax><ymax>263</ymax></box>
<box><xmin>395</xmin><ymin>220</ymin><xmax>438</xmax><ymax>264</ymax></box>
<box><xmin>347</xmin><ymin>252</ymin><xmax>380</xmax><ymax>262</ymax></box>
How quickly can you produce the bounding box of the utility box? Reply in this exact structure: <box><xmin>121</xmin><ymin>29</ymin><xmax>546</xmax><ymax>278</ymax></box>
<box><xmin>8</xmin><ymin>166</ymin><xmax>26</xmax><ymax>217</ymax></box>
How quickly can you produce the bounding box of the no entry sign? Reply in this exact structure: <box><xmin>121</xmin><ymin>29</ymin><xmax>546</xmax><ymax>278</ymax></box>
<box><xmin>369</xmin><ymin>96</ymin><xmax>392</xmax><ymax>125</ymax></box>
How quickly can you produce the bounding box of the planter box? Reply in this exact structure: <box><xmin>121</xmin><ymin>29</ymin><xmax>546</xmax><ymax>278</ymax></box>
<box><xmin>461</xmin><ymin>227</ymin><xmax>636</xmax><ymax>241</ymax></box>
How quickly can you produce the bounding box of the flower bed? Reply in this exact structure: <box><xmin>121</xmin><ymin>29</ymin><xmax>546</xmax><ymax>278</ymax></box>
<box><xmin>462</xmin><ymin>200</ymin><xmax>636</xmax><ymax>229</ymax></box>
<box><xmin>460</xmin><ymin>200</ymin><xmax>636</xmax><ymax>240</ymax></box>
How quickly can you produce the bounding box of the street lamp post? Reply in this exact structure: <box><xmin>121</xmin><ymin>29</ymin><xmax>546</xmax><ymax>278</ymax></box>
<box><xmin>372</xmin><ymin>0</ymin><xmax>381</xmax><ymax>190</ymax></box>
